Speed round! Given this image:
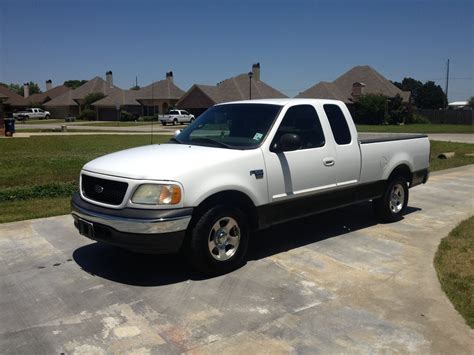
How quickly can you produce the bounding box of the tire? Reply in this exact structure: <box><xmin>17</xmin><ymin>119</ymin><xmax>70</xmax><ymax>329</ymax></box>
<box><xmin>173</xmin><ymin>118</ymin><xmax>178</xmax><ymax>126</ymax></box>
<box><xmin>187</xmin><ymin>205</ymin><xmax>249</xmax><ymax>275</ymax></box>
<box><xmin>161</xmin><ymin>121</ymin><xmax>166</xmax><ymax>126</ymax></box>
<box><xmin>45</xmin><ymin>115</ymin><xmax>50</xmax><ymax>119</ymax></box>
<box><xmin>190</xmin><ymin>118</ymin><xmax>195</xmax><ymax>124</ymax></box>
<box><xmin>373</xmin><ymin>176</ymin><xmax>409</xmax><ymax>222</ymax></box>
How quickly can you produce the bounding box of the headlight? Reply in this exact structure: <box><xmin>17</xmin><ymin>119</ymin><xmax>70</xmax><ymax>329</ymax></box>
<box><xmin>131</xmin><ymin>184</ymin><xmax>181</xmax><ymax>205</ymax></box>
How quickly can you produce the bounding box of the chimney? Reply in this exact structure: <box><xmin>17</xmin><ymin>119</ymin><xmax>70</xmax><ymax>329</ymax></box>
<box><xmin>106</xmin><ymin>71</ymin><xmax>113</xmax><ymax>86</ymax></box>
<box><xmin>351</xmin><ymin>82</ymin><xmax>366</xmax><ymax>100</ymax></box>
<box><xmin>252</xmin><ymin>63</ymin><xmax>260</xmax><ymax>81</ymax></box>
<box><xmin>166</xmin><ymin>71</ymin><xmax>174</xmax><ymax>83</ymax></box>
<box><xmin>46</xmin><ymin>80</ymin><xmax>53</xmax><ymax>91</ymax></box>
<box><xmin>23</xmin><ymin>83</ymin><xmax>30</xmax><ymax>98</ymax></box>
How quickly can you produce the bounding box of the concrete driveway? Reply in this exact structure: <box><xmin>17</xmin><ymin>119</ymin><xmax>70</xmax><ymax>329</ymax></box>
<box><xmin>1</xmin><ymin>166</ymin><xmax>473</xmax><ymax>354</ymax></box>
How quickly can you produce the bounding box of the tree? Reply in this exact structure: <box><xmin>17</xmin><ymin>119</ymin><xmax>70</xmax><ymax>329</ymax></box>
<box><xmin>417</xmin><ymin>81</ymin><xmax>446</xmax><ymax>109</ymax></box>
<box><xmin>83</xmin><ymin>92</ymin><xmax>106</xmax><ymax>110</ymax></box>
<box><xmin>353</xmin><ymin>94</ymin><xmax>388</xmax><ymax>124</ymax></box>
<box><xmin>130</xmin><ymin>85</ymin><xmax>140</xmax><ymax>90</ymax></box>
<box><xmin>64</xmin><ymin>80</ymin><xmax>88</xmax><ymax>89</ymax></box>
<box><xmin>393</xmin><ymin>77</ymin><xmax>446</xmax><ymax>109</ymax></box>
<box><xmin>1</xmin><ymin>82</ymin><xmax>41</xmax><ymax>96</ymax></box>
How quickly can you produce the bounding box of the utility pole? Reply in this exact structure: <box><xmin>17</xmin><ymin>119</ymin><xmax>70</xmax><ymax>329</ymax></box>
<box><xmin>445</xmin><ymin>59</ymin><xmax>450</xmax><ymax>109</ymax></box>
<box><xmin>136</xmin><ymin>76</ymin><xmax>138</xmax><ymax>88</ymax></box>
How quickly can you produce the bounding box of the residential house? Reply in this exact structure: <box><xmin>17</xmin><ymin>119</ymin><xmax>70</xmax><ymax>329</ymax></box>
<box><xmin>0</xmin><ymin>85</ymin><xmax>29</xmax><ymax>115</ymax></box>
<box><xmin>91</xmin><ymin>72</ymin><xmax>185</xmax><ymax>120</ymax></box>
<box><xmin>176</xmin><ymin>63</ymin><xmax>287</xmax><ymax>116</ymax></box>
<box><xmin>28</xmin><ymin>80</ymin><xmax>71</xmax><ymax>106</ymax></box>
<box><xmin>44</xmin><ymin>71</ymin><xmax>120</xmax><ymax>118</ymax></box>
<box><xmin>297</xmin><ymin>65</ymin><xmax>410</xmax><ymax>103</ymax></box>
<box><xmin>92</xmin><ymin>89</ymin><xmax>142</xmax><ymax>120</ymax></box>
<box><xmin>135</xmin><ymin>72</ymin><xmax>185</xmax><ymax>115</ymax></box>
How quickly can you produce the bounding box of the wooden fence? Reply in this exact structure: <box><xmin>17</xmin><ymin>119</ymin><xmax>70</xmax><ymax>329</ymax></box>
<box><xmin>418</xmin><ymin>109</ymin><xmax>473</xmax><ymax>125</ymax></box>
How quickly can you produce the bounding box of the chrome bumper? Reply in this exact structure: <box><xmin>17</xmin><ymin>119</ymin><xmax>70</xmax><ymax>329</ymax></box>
<box><xmin>71</xmin><ymin>194</ymin><xmax>192</xmax><ymax>235</ymax></box>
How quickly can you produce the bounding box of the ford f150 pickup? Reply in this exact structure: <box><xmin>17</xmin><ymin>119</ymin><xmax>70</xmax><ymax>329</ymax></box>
<box><xmin>161</xmin><ymin>109</ymin><xmax>195</xmax><ymax>125</ymax></box>
<box><xmin>13</xmin><ymin>108</ymin><xmax>51</xmax><ymax>120</ymax></box>
<box><xmin>72</xmin><ymin>99</ymin><xmax>430</xmax><ymax>274</ymax></box>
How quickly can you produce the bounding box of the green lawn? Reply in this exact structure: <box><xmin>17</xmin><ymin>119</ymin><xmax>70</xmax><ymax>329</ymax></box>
<box><xmin>357</xmin><ymin>124</ymin><xmax>473</xmax><ymax>134</ymax></box>
<box><xmin>17</xmin><ymin>119</ymin><xmax>64</xmax><ymax>125</ymax></box>
<box><xmin>434</xmin><ymin>216</ymin><xmax>474</xmax><ymax>328</ymax></box>
<box><xmin>0</xmin><ymin>136</ymin><xmax>472</xmax><ymax>223</ymax></box>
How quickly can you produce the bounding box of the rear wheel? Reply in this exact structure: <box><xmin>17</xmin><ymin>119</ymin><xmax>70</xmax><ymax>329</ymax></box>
<box><xmin>173</xmin><ymin>118</ymin><xmax>178</xmax><ymax>125</ymax></box>
<box><xmin>187</xmin><ymin>205</ymin><xmax>249</xmax><ymax>275</ymax></box>
<box><xmin>373</xmin><ymin>176</ymin><xmax>409</xmax><ymax>222</ymax></box>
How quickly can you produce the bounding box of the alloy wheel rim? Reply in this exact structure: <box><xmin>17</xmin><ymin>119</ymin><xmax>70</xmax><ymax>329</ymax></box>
<box><xmin>389</xmin><ymin>183</ymin><xmax>405</xmax><ymax>213</ymax></box>
<box><xmin>208</xmin><ymin>217</ymin><xmax>240</xmax><ymax>261</ymax></box>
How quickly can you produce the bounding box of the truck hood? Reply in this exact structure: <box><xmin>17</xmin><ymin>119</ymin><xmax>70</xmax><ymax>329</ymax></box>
<box><xmin>82</xmin><ymin>143</ymin><xmax>248</xmax><ymax>181</ymax></box>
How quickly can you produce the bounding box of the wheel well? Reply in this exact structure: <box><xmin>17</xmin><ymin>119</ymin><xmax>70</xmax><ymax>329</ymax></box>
<box><xmin>389</xmin><ymin>164</ymin><xmax>412</xmax><ymax>186</ymax></box>
<box><xmin>194</xmin><ymin>191</ymin><xmax>259</xmax><ymax>230</ymax></box>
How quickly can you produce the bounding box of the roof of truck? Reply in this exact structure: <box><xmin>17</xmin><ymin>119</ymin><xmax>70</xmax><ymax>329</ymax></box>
<box><xmin>219</xmin><ymin>98</ymin><xmax>344</xmax><ymax>106</ymax></box>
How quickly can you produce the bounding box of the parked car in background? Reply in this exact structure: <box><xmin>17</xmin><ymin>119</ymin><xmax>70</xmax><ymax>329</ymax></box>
<box><xmin>161</xmin><ymin>109</ymin><xmax>195</xmax><ymax>125</ymax></box>
<box><xmin>13</xmin><ymin>108</ymin><xmax>51</xmax><ymax>120</ymax></box>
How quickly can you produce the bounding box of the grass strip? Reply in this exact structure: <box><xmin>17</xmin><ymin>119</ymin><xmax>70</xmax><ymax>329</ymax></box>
<box><xmin>434</xmin><ymin>216</ymin><xmax>474</xmax><ymax>328</ymax></box>
<box><xmin>0</xmin><ymin>196</ymin><xmax>72</xmax><ymax>224</ymax></box>
<box><xmin>0</xmin><ymin>182</ymin><xmax>77</xmax><ymax>202</ymax></box>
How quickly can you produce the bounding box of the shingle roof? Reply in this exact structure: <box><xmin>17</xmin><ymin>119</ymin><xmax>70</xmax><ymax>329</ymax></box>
<box><xmin>44</xmin><ymin>77</ymin><xmax>121</xmax><ymax>107</ymax></box>
<box><xmin>332</xmin><ymin>65</ymin><xmax>410</xmax><ymax>102</ymax></box>
<box><xmin>0</xmin><ymin>86</ymin><xmax>29</xmax><ymax>106</ymax></box>
<box><xmin>297</xmin><ymin>65</ymin><xmax>410</xmax><ymax>103</ymax></box>
<box><xmin>296</xmin><ymin>81</ymin><xmax>349</xmax><ymax>103</ymax></box>
<box><xmin>28</xmin><ymin>85</ymin><xmax>71</xmax><ymax>104</ymax></box>
<box><xmin>92</xmin><ymin>88</ymin><xmax>141</xmax><ymax>107</ymax></box>
<box><xmin>136</xmin><ymin>79</ymin><xmax>185</xmax><ymax>100</ymax></box>
<box><xmin>177</xmin><ymin>72</ymin><xmax>287</xmax><ymax>107</ymax></box>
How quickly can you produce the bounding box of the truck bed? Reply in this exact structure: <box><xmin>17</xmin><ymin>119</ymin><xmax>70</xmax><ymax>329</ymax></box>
<box><xmin>358</xmin><ymin>133</ymin><xmax>427</xmax><ymax>144</ymax></box>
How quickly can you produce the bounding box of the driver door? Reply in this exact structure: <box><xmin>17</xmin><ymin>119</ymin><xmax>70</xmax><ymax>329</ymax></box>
<box><xmin>263</xmin><ymin>104</ymin><xmax>337</xmax><ymax>221</ymax></box>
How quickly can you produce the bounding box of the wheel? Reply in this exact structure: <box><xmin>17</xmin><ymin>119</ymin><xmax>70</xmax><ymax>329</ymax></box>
<box><xmin>187</xmin><ymin>205</ymin><xmax>249</xmax><ymax>275</ymax></box>
<box><xmin>161</xmin><ymin>121</ymin><xmax>166</xmax><ymax>126</ymax></box>
<box><xmin>190</xmin><ymin>118</ymin><xmax>195</xmax><ymax>124</ymax></box>
<box><xmin>373</xmin><ymin>176</ymin><xmax>409</xmax><ymax>222</ymax></box>
<box><xmin>45</xmin><ymin>115</ymin><xmax>50</xmax><ymax>119</ymax></box>
<box><xmin>173</xmin><ymin>118</ymin><xmax>178</xmax><ymax>125</ymax></box>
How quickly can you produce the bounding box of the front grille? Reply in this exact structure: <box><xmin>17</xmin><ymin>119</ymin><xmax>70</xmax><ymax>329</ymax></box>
<box><xmin>81</xmin><ymin>174</ymin><xmax>128</xmax><ymax>205</ymax></box>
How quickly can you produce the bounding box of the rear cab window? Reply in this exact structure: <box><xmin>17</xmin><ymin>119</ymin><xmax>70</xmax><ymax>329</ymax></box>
<box><xmin>323</xmin><ymin>104</ymin><xmax>352</xmax><ymax>145</ymax></box>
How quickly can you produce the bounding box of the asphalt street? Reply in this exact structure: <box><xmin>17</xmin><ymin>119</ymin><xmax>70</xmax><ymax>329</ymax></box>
<box><xmin>0</xmin><ymin>166</ymin><xmax>473</xmax><ymax>354</ymax></box>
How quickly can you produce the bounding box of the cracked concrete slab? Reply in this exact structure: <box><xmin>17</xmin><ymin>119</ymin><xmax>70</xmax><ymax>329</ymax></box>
<box><xmin>0</xmin><ymin>165</ymin><xmax>473</xmax><ymax>354</ymax></box>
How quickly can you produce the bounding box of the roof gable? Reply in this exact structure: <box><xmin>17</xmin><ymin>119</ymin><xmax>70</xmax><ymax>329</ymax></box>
<box><xmin>0</xmin><ymin>85</ymin><xmax>29</xmax><ymax>106</ymax></box>
<box><xmin>137</xmin><ymin>79</ymin><xmax>185</xmax><ymax>100</ymax></box>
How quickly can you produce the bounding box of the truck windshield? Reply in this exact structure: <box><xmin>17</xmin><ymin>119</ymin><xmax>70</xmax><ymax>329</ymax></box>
<box><xmin>175</xmin><ymin>103</ymin><xmax>281</xmax><ymax>149</ymax></box>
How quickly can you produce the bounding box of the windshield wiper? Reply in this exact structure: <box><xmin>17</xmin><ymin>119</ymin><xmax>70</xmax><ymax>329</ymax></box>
<box><xmin>190</xmin><ymin>137</ymin><xmax>234</xmax><ymax>149</ymax></box>
<box><xmin>169</xmin><ymin>137</ymin><xmax>182</xmax><ymax>144</ymax></box>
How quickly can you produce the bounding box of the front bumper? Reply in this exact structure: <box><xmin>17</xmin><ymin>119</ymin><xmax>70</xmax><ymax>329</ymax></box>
<box><xmin>71</xmin><ymin>193</ymin><xmax>192</xmax><ymax>253</ymax></box>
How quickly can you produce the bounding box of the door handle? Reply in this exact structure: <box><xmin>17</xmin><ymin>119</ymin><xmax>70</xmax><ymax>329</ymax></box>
<box><xmin>323</xmin><ymin>157</ymin><xmax>335</xmax><ymax>167</ymax></box>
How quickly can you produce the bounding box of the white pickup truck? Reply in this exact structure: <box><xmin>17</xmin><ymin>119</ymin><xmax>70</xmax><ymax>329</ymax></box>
<box><xmin>13</xmin><ymin>108</ymin><xmax>51</xmax><ymax>120</ymax></box>
<box><xmin>161</xmin><ymin>109</ymin><xmax>195</xmax><ymax>126</ymax></box>
<box><xmin>72</xmin><ymin>99</ymin><xmax>430</xmax><ymax>274</ymax></box>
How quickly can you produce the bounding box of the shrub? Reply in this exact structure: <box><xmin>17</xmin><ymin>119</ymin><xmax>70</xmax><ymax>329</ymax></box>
<box><xmin>353</xmin><ymin>94</ymin><xmax>388</xmax><ymax>125</ymax></box>
<box><xmin>78</xmin><ymin>109</ymin><xmax>96</xmax><ymax>121</ymax></box>
<box><xmin>138</xmin><ymin>115</ymin><xmax>159</xmax><ymax>122</ymax></box>
<box><xmin>411</xmin><ymin>112</ymin><xmax>430</xmax><ymax>124</ymax></box>
<box><xmin>120</xmin><ymin>110</ymin><xmax>134</xmax><ymax>122</ymax></box>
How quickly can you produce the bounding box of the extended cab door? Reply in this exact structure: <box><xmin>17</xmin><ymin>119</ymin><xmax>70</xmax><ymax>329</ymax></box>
<box><xmin>261</xmin><ymin>104</ymin><xmax>337</xmax><ymax>224</ymax></box>
<box><xmin>321</xmin><ymin>103</ymin><xmax>361</xmax><ymax>187</ymax></box>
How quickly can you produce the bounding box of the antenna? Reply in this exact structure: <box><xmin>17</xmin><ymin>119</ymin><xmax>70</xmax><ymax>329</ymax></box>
<box><xmin>151</xmin><ymin>80</ymin><xmax>154</xmax><ymax>144</ymax></box>
<box><xmin>135</xmin><ymin>76</ymin><xmax>138</xmax><ymax>88</ymax></box>
<box><xmin>445</xmin><ymin>59</ymin><xmax>450</xmax><ymax>108</ymax></box>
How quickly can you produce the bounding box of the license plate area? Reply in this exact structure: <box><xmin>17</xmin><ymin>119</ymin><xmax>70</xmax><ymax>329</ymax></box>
<box><xmin>76</xmin><ymin>217</ymin><xmax>95</xmax><ymax>239</ymax></box>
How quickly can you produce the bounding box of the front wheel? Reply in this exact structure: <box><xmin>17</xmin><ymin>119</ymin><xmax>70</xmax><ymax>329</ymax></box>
<box><xmin>187</xmin><ymin>205</ymin><xmax>249</xmax><ymax>275</ymax></box>
<box><xmin>373</xmin><ymin>176</ymin><xmax>409</xmax><ymax>222</ymax></box>
<box><xmin>173</xmin><ymin>118</ymin><xmax>178</xmax><ymax>125</ymax></box>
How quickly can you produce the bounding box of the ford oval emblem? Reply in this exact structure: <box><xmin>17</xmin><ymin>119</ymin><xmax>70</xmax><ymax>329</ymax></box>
<box><xmin>94</xmin><ymin>184</ymin><xmax>104</xmax><ymax>194</ymax></box>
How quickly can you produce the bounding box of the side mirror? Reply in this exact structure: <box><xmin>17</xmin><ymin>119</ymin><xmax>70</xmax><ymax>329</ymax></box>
<box><xmin>173</xmin><ymin>130</ymin><xmax>182</xmax><ymax>138</ymax></box>
<box><xmin>272</xmin><ymin>133</ymin><xmax>302</xmax><ymax>153</ymax></box>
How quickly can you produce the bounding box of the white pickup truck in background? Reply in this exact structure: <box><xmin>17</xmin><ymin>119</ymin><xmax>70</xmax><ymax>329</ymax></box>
<box><xmin>72</xmin><ymin>98</ymin><xmax>430</xmax><ymax>274</ymax></box>
<box><xmin>161</xmin><ymin>109</ymin><xmax>195</xmax><ymax>125</ymax></box>
<box><xmin>13</xmin><ymin>108</ymin><xmax>51</xmax><ymax>120</ymax></box>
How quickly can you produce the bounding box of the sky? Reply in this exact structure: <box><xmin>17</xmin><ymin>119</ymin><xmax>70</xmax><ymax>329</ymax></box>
<box><xmin>0</xmin><ymin>0</ymin><xmax>472</xmax><ymax>101</ymax></box>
